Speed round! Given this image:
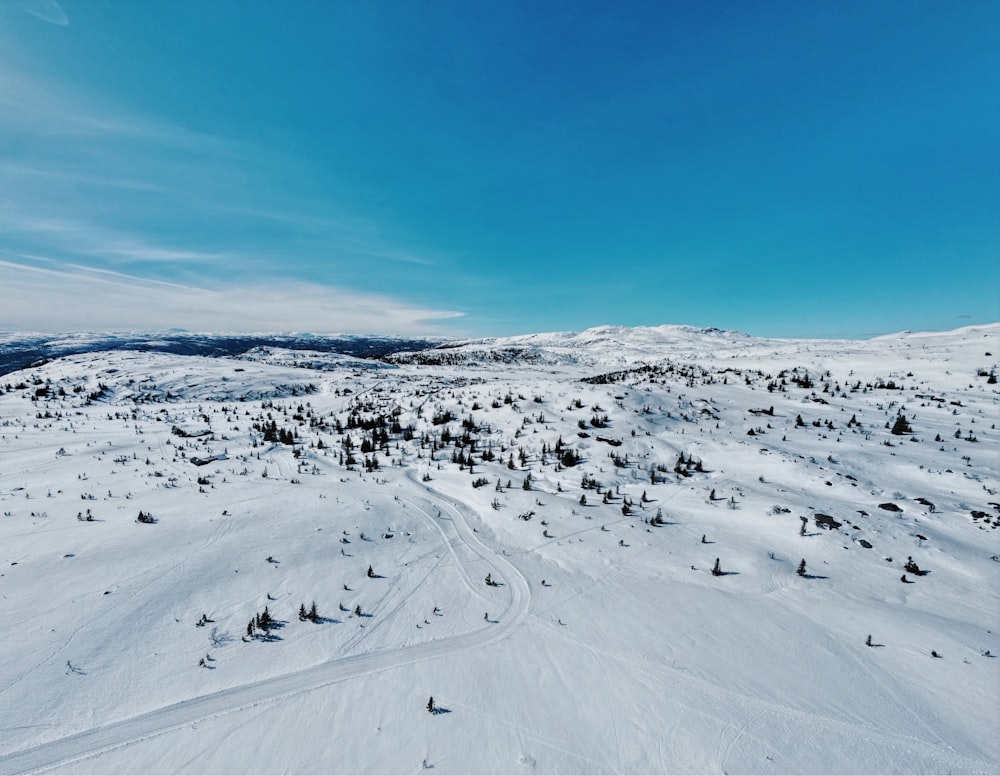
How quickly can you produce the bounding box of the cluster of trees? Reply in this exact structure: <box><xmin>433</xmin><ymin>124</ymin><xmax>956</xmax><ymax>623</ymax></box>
<box><xmin>540</xmin><ymin>437</ymin><xmax>580</xmax><ymax>468</ymax></box>
<box><xmin>246</xmin><ymin>607</ymin><xmax>274</xmax><ymax>638</ymax></box>
<box><xmin>255</xmin><ymin>419</ymin><xmax>296</xmax><ymax>445</ymax></box>
<box><xmin>674</xmin><ymin>453</ymin><xmax>704</xmax><ymax>477</ymax></box>
<box><xmin>890</xmin><ymin>415</ymin><xmax>912</xmax><ymax>435</ymax></box>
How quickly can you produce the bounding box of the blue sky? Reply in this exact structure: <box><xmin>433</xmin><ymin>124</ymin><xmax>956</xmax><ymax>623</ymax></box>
<box><xmin>1</xmin><ymin>0</ymin><xmax>997</xmax><ymax>338</ymax></box>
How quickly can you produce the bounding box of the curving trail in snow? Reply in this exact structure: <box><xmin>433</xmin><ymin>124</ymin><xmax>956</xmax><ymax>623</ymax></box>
<box><xmin>0</xmin><ymin>482</ymin><xmax>531</xmax><ymax>775</ymax></box>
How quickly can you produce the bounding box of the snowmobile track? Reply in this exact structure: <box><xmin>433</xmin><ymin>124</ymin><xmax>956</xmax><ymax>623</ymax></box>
<box><xmin>0</xmin><ymin>485</ymin><xmax>531</xmax><ymax>774</ymax></box>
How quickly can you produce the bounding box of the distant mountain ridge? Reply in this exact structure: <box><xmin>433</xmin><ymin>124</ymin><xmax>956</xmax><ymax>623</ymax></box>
<box><xmin>0</xmin><ymin>333</ymin><xmax>446</xmax><ymax>377</ymax></box>
<box><xmin>3</xmin><ymin>323</ymin><xmax>997</xmax><ymax>377</ymax></box>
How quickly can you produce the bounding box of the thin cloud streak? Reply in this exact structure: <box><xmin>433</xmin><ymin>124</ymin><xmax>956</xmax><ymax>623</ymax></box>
<box><xmin>19</xmin><ymin>1</ymin><xmax>68</xmax><ymax>26</ymax></box>
<box><xmin>0</xmin><ymin>61</ymin><xmax>447</xmax><ymax>285</ymax></box>
<box><xmin>0</xmin><ymin>60</ymin><xmax>244</xmax><ymax>155</ymax></box>
<box><xmin>203</xmin><ymin>205</ymin><xmax>440</xmax><ymax>268</ymax></box>
<box><xmin>0</xmin><ymin>259</ymin><xmax>463</xmax><ymax>335</ymax></box>
<box><xmin>0</xmin><ymin>210</ymin><xmax>227</xmax><ymax>264</ymax></box>
<box><xmin>4</xmin><ymin>163</ymin><xmax>168</xmax><ymax>194</ymax></box>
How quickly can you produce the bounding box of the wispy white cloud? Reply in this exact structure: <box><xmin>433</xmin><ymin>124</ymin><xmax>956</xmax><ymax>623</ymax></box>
<box><xmin>99</xmin><ymin>243</ymin><xmax>226</xmax><ymax>264</ymax></box>
<box><xmin>0</xmin><ymin>62</ymin><xmax>445</xmax><ymax>262</ymax></box>
<box><xmin>0</xmin><ymin>37</ymin><xmax>452</xmax><ymax>324</ymax></box>
<box><xmin>344</xmin><ymin>242</ymin><xmax>437</xmax><ymax>267</ymax></box>
<box><xmin>0</xmin><ymin>68</ymin><xmax>193</xmax><ymax>145</ymax></box>
<box><xmin>0</xmin><ymin>208</ymin><xmax>227</xmax><ymax>264</ymax></box>
<box><xmin>19</xmin><ymin>1</ymin><xmax>68</xmax><ymax>26</ymax></box>
<box><xmin>3</xmin><ymin>163</ymin><xmax>168</xmax><ymax>193</ymax></box>
<box><xmin>0</xmin><ymin>258</ymin><xmax>463</xmax><ymax>335</ymax></box>
<box><xmin>200</xmin><ymin>204</ymin><xmax>440</xmax><ymax>267</ymax></box>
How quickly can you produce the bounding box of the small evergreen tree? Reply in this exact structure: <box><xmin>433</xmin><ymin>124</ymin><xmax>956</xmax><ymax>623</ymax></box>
<box><xmin>890</xmin><ymin>415</ymin><xmax>912</xmax><ymax>435</ymax></box>
<box><xmin>711</xmin><ymin>558</ymin><xmax>722</xmax><ymax>576</ymax></box>
<box><xmin>797</xmin><ymin>559</ymin><xmax>807</xmax><ymax>577</ymax></box>
<box><xmin>904</xmin><ymin>556</ymin><xmax>923</xmax><ymax>575</ymax></box>
<box><xmin>427</xmin><ymin>696</ymin><xmax>435</xmax><ymax>713</ymax></box>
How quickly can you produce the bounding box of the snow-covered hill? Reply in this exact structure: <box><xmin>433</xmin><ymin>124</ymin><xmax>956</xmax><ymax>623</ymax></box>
<box><xmin>0</xmin><ymin>324</ymin><xmax>997</xmax><ymax>774</ymax></box>
<box><xmin>388</xmin><ymin>322</ymin><xmax>1000</xmax><ymax>370</ymax></box>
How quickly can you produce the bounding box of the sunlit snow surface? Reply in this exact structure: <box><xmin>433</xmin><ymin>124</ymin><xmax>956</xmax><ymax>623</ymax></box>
<box><xmin>0</xmin><ymin>324</ymin><xmax>997</xmax><ymax>774</ymax></box>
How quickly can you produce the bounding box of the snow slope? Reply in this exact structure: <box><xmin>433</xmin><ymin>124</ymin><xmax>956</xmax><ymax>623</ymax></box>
<box><xmin>0</xmin><ymin>324</ymin><xmax>997</xmax><ymax>774</ymax></box>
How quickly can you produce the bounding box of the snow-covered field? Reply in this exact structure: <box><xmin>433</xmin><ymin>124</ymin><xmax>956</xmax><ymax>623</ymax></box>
<box><xmin>0</xmin><ymin>324</ymin><xmax>997</xmax><ymax>774</ymax></box>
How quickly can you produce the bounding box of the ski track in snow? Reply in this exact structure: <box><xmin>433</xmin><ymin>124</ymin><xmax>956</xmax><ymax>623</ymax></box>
<box><xmin>0</xmin><ymin>482</ymin><xmax>531</xmax><ymax>774</ymax></box>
